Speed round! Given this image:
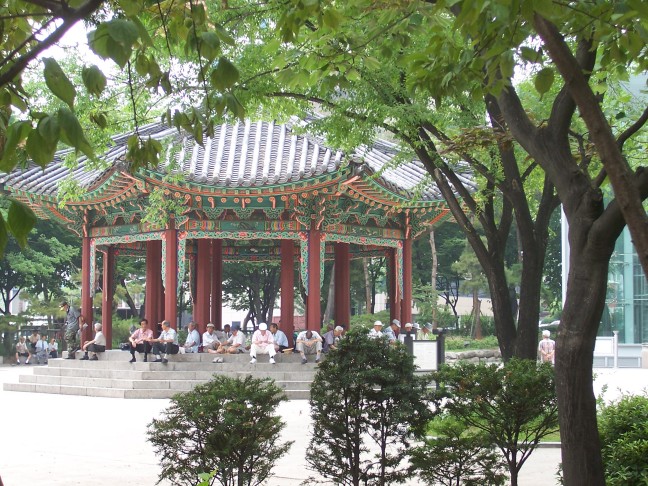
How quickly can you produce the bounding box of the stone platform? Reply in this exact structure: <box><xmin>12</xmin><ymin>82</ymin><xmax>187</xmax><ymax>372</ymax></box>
<box><xmin>3</xmin><ymin>350</ymin><xmax>317</xmax><ymax>399</ymax></box>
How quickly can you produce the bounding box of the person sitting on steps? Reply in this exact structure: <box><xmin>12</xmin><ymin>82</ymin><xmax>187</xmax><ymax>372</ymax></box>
<box><xmin>80</xmin><ymin>323</ymin><xmax>107</xmax><ymax>360</ymax></box>
<box><xmin>15</xmin><ymin>336</ymin><xmax>31</xmax><ymax>365</ymax></box>
<box><xmin>295</xmin><ymin>329</ymin><xmax>323</xmax><ymax>364</ymax></box>
<box><xmin>128</xmin><ymin>318</ymin><xmax>153</xmax><ymax>363</ymax></box>
<box><xmin>151</xmin><ymin>320</ymin><xmax>179</xmax><ymax>364</ymax></box>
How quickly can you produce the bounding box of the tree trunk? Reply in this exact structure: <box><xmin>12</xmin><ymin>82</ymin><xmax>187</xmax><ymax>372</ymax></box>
<box><xmin>323</xmin><ymin>264</ymin><xmax>335</xmax><ymax>325</ymax></box>
<box><xmin>473</xmin><ymin>290</ymin><xmax>482</xmax><ymax>340</ymax></box>
<box><xmin>119</xmin><ymin>277</ymin><xmax>138</xmax><ymax>315</ymax></box>
<box><xmin>363</xmin><ymin>258</ymin><xmax>371</xmax><ymax>314</ymax></box>
<box><xmin>430</xmin><ymin>229</ymin><xmax>438</xmax><ymax>328</ymax></box>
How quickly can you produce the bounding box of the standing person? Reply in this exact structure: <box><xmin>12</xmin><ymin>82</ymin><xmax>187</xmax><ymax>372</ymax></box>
<box><xmin>295</xmin><ymin>329</ymin><xmax>323</xmax><ymax>364</ymax></box>
<box><xmin>60</xmin><ymin>301</ymin><xmax>81</xmax><ymax>359</ymax></box>
<box><xmin>269</xmin><ymin>323</ymin><xmax>289</xmax><ymax>353</ymax></box>
<box><xmin>249</xmin><ymin>323</ymin><xmax>276</xmax><ymax>364</ymax></box>
<box><xmin>538</xmin><ymin>330</ymin><xmax>556</xmax><ymax>364</ymax></box>
<box><xmin>182</xmin><ymin>322</ymin><xmax>200</xmax><ymax>354</ymax></box>
<box><xmin>48</xmin><ymin>338</ymin><xmax>59</xmax><ymax>358</ymax></box>
<box><xmin>35</xmin><ymin>335</ymin><xmax>49</xmax><ymax>364</ymax></box>
<box><xmin>14</xmin><ymin>336</ymin><xmax>31</xmax><ymax>365</ymax></box>
<box><xmin>128</xmin><ymin>318</ymin><xmax>153</xmax><ymax>363</ymax></box>
<box><xmin>202</xmin><ymin>323</ymin><xmax>220</xmax><ymax>353</ymax></box>
<box><xmin>151</xmin><ymin>321</ymin><xmax>179</xmax><ymax>364</ymax></box>
<box><xmin>80</xmin><ymin>323</ymin><xmax>107</xmax><ymax>360</ymax></box>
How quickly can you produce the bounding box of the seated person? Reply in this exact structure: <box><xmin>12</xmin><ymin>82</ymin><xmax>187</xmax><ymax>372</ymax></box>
<box><xmin>128</xmin><ymin>318</ymin><xmax>153</xmax><ymax>363</ymax></box>
<box><xmin>80</xmin><ymin>323</ymin><xmax>107</xmax><ymax>360</ymax></box>
<box><xmin>15</xmin><ymin>336</ymin><xmax>31</xmax><ymax>365</ymax></box>
<box><xmin>249</xmin><ymin>323</ymin><xmax>276</xmax><ymax>364</ymax></box>
<box><xmin>398</xmin><ymin>322</ymin><xmax>416</xmax><ymax>343</ymax></box>
<box><xmin>215</xmin><ymin>324</ymin><xmax>245</xmax><ymax>355</ymax></box>
<box><xmin>295</xmin><ymin>329</ymin><xmax>323</xmax><ymax>364</ymax></box>
<box><xmin>383</xmin><ymin>320</ymin><xmax>399</xmax><ymax>343</ymax></box>
<box><xmin>202</xmin><ymin>323</ymin><xmax>220</xmax><ymax>353</ymax></box>
<box><xmin>151</xmin><ymin>320</ymin><xmax>179</xmax><ymax>364</ymax></box>
<box><xmin>48</xmin><ymin>338</ymin><xmax>59</xmax><ymax>359</ymax></box>
<box><xmin>368</xmin><ymin>320</ymin><xmax>384</xmax><ymax>338</ymax></box>
<box><xmin>182</xmin><ymin>322</ymin><xmax>200</xmax><ymax>353</ymax></box>
<box><xmin>215</xmin><ymin>324</ymin><xmax>232</xmax><ymax>343</ymax></box>
<box><xmin>35</xmin><ymin>335</ymin><xmax>49</xmax><ymax>364</ymax></box>
<box><xmin>269</xmin><ymin>323</ymin><xmax>289</xmax><ymax>353</ymax></box>
<box><xmin>323</xmin><ymin>326</ymin><xmax>344</xmax><ymax>353</ymax></box>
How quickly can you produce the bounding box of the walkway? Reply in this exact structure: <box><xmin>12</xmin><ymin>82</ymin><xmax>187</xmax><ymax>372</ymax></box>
<box><xmin>0</xmin><ymin>365</ymin><xmax>644</xmax><ymax>485</ymax></box>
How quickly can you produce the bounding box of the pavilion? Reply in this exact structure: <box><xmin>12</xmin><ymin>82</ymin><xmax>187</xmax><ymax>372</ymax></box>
<box><xmin>0</xmin><ymin>119</ymin><xmax>470</xmax><ymax>347</ymax></box>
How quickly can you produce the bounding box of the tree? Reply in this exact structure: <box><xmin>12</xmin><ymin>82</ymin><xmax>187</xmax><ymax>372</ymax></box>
<box><xmin>306</xmin><ymin>327</ymin><xmax>432</xmax><ymax>486</ymax></box>
<box><xmin>147</xmin><ymin>375</ymin><xmax>292</xmax><ymax>486</ymax></box>
<box><xmin>432</xmin><ymin>359</ymin><xmax>559</xmax><ymax>486</ymax></box>
<box><xmin>222</xmin><ymin>262</ymin><xmax>280</xmax><ymax>327</ymax></box>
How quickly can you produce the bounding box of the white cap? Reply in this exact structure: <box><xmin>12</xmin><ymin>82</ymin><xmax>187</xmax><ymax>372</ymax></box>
<box><xmin>392</xmin><ymin>319</ymin><xmax>401</xmax><ymax>328</ymax></box>
<box><xmin>259</xmin><ymin>323</ymin><xmax>268</xmax><ymax>331</ymax></box>
<box><xmin>405</xmin><ymin>322</ymin><xmax>413</xmax><ymax>328</ymax></box>
<box><xmin>373</xmin><ymin>320</ymin><xmax>383</xmax><ymax>327</ymax></box>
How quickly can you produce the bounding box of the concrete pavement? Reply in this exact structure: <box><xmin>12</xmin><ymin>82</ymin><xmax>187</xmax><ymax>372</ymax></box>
<box><xmin>0</xmin><ymin>364</ymin><xmax>644</xmax><ymax>485</ymax></box>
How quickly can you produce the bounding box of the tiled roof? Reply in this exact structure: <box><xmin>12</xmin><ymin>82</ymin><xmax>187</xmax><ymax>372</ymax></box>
<box><xmin>1</xmin><ymin>120</ymin><xmax>467</xmax><ymax>202</ymax></box>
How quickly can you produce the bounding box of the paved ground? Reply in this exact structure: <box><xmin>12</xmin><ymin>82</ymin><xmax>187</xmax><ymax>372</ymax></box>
<box><xmin>0</xmin><ymin>365</ymin><xmax>645</xmax><ymax>485</ymax></box>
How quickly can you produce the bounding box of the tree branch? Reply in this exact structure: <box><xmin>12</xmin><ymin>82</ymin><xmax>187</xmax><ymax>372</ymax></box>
<box><xmin>617</xmin><ymin>105</ymin><xmax>648</xmax><ymax>150</ymax></box>
<box><xmin>0</xmin><ymin>0</ymin><xmax>105</xmax><ymax>90</ymax></box>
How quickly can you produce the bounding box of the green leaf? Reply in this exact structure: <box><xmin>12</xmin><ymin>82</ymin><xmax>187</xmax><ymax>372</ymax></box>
<box><xmin>43</xmin><ymin>58</ymin><xmax>76</xmax><ymax>109</ymax></box>
<box><xmin>224</xmin><ymin>93</ymin><xmax>245</xmax><ymax>119</ymax></box>
<box><xmin>210</xmin><ymin>58</ymin><xmax>240</xmax><ymax>91</ymax></box>
<box><xmin>0</xmin><ymin>213</ymin><xmax>8</xmax><ymax>259</ymax></box>
<box><xmin>88</xmin><ymin>20</ymin><xmax>139</xmax><ymax>68</ymax></box>
<box><xmin>534</xmin><ymin>67</ymin><xmax>555</xmax><ymax>95</ymax></box>
<box><xmin>82</xmin><ymin>65</ymin><xmax>107</xmax><ymax>97</ymax></box>
<box><xmin>58</xmin><ymin>108</ymin><xmax>94</xmax><ymax>158</ymax></box>
<box><xmin>199</xmin><ymin>32</ymin><xmax>221</xmax><ymax>62</ymax></box>
<box><xmin>215</xmin><ymin>25</ymin><xmax>235</xmax><ymax>46</ymax></box>
<box><xmin>38</xmin><ymin>115</ymin><xmax>60</xmax><ymax>145</ymax></box>
<box><xmin>131</xmin><ymin>17</ymin><xmax>153</xmax><ymax>47</ymax></box>
<box><xmin>0</xmin><ymin>120</ymin><xmax>31</xmax><ymax>171</ymax></box>
<box><xmin>26</xmin><ymin>128</ymin><xmax>56</xmax><ymax>167</ymax></box>
<box><xmin>7</xmin><ymin>199</ymin><xmax>36</xmax><ymax>249</ymax></box>
<box><xmin>322</xmin><ymin>8</ymin><xmax>343</xmax><ymax>29</ymax></box>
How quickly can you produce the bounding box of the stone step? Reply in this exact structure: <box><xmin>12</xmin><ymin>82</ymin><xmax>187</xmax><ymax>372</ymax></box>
<box><xmin>50</xmin><ymin>358</ymin><xmax>318</xmax><ymax>372</ymax></box>
<box><xmin>62</xmin><ymin>350</ymin><xmax>311</xmax><ymax>363</ymax></box>
<box><xmin>3</xmin><ymin>382</ymin><xmax>310</xmax><ymax>400</ymax></box>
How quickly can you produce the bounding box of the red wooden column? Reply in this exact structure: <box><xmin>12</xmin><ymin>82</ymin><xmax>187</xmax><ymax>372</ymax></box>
<box><xmin>102</xmin><ymin>246</ymin><xmax>115</xmax><ymax>349</ymax></box>
<box><xmin>145</xmin><ymin>241</ymin><xmax>162</xmax><ymax>334</ymax></box>
<box><xmin>401</xmin><ymin>237</ymin><xmax>413</xmax><ymax>325</ymax></box>
<box><xmin>306</xmin><ymin>226</ymin><xmax>322</xmax><ymax>331</ymax></box>
<box><xmin>195</xmin><ymin>239</ymin><xmax>211</xmax><ymax>336</ymax></box>
<box><xmin>81</xmin><ymin>235</ymin><xmax>93</xmax><ymax>343</ymax></box>
<box><xmin>388</xmin><ymin>248</ymin><xmax>400</xmax><ymax>324</ymax></box>
<box><xmin>211</xmin><ymin>239</ymin><xmax>223</xmax><ymax>329</ymax></box>
<box><xmin>334</xmin><ymin>242</ymin><xmax>351</xmax><ymax>326</ymax></box>
<box><xmin>164</xmin><ymin>228</ymin><xmax>178</xmax><ymax>329</ymax></box>
<box><xmin>280</xmin><ymin>239</ymin><xmax>295</xmax><ymax>346</ymax></box>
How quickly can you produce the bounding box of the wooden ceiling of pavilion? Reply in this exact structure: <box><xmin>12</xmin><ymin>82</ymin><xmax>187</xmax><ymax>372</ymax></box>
<box><xmin>0</xmin><ymin>119</ymin><xmax>474</xmax><ymax>260</ymax></box>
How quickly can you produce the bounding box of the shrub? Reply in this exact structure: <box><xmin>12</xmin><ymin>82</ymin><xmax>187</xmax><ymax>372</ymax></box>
<box><xmin>432</xmin><ymin>359</ymin><xmax>558</xmax><ymax>486</ymax></box>
<box><xmin>111</xmin><ymin>317</ymin><xmax>138</xmax><ymax>347</ymax></box>
<box><xmin>445</xmin><ymin>335</ymin><xmax>499</xmax><ymax>351</ymax></box>
<box><xmin>147</xmin><ymin>375</ymin><xmax>292</xmax><ymax>486</ymax></box>
<box><xmin>349</xmin><ymin>310</ymin><xmax>390</xmax><ymax>330</ymax></box>
<box><xmin>306</xmin><ymin>327</ymin><xmax>433</xmax><ymax>485</ymax></box>
<box><xmin>598</xmin><ymin>393</ymin><xmax>648</xmax><ymax>486</ymax></box>
<box><xmin>410</xmin><ymin>414</ymin><xmax>507</xmax><ymax>486</ymax></box>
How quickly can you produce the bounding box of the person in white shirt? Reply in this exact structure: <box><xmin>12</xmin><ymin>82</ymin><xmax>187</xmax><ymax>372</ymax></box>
<box><xmin>269</xmin><ymin>323</ymin><xmax>289</xmax><ymax>353</ymax></box>
<box><xmin>295</xmin><ymin>329</ymin><xmax>323</xmax><ymax>364</ymax></box>
<box><xmin>249</xmin><ymin>323</ymin><xmax>276</xmax><ymax>364</ymax></box>
<box><xmin>368</xmin><ymin>320</ymin><xmax>384</xmax><ymax>339</ymax></box>
<box><xmin>35</xmin><ymin>335</ymin><xmax>49</xmax><ymax>364</ymax></box>
<box><xmin>183</xmin><ymin>322</ymin><xmax>200</xmax><ymax>353</ymax></box>
<box><xmin>15</xmin><ymin>336</ymin><xmax>31</xmax><ymax>365</ymax></box>
<box><xmin>202</xmin><ymin>323</ymin><xmax>220</xmax><ymax>353</ymax></box>
<box><xmin>80</xmin><ymin>323</ymin><xmax>107</xmax><ymax>361</ymax></box>
<box><xmin>215</xmin><ymin>324</ymin><xmax>246</xmax><ymax>356</ymax></box>
<box><xmin>151</xmin><ymin>320</ymin><xmax>179</xmax><ymax>364</ymax></box>
<box><xmin>399</xmin><ymin>322</ymin><xmax>416</xmax><ymax>343</ymax></box>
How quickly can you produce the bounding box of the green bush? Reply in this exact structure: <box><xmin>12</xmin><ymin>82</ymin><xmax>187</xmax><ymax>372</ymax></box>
<box><xmin>445</xmin><ymin>335</ymin><xmax>499</xmax><ymax>351</ymax></box>
<box><xmin>349</xmin><ymin>310</ymin><xmax>390</xmax><ymax>330</ymax></box>
<box><xmin>432</xmin><ymin>359</ymin><xmax>559</xmax><ymax>486</ymax></box>
<box><xmin>598</xmin><ymin>393</ymin><xmax>648</xmax><ymax>486</ymax></box>
<box><xmin>111</xmin><ymin>317</ymin><xmax>138</xmax><ymax>347</ymax></box>
<box><xmin>410</xmin><ymin>414</ymin><xmax>507</xmax><ymax>486</ymax></box>
<box><xmin>147</xmin><ymin>375</ymin><xmax>292</xmax><ymax>486</ymax></box>
<box><xmin>307</xmin><ymin>327</ymin><xmax>433</xmax><ymax>485</ymax></box>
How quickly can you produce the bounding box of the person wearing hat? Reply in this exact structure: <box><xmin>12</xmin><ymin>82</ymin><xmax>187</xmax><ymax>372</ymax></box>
<box><xmin>150</xmin><ymin>320</ymin><xmax>179</xmax><ymax>364</ymax></box>
<box><xmin>249</xmin><ymin>323</ymin><xmax>276</xmax><ymax>364</ymax></box>
<box><xmin>368</xmin><ymin>320</ymin><xmax>384</xmax><ymax>338</ymax></box>
<box><xmin>399</xmin><ymin>322</ymin><xmax>415</xmax><ymax>343</ymax></box>
<box><xmin>215</xmin><ymin>323</ymin><xmax>246</xmax><ymax>356</ymax></box>
<box><xmin>60</xmin><ymin>301</ymin><xmax>81</xmax><ymax>359</ymax></box>
<box><xmin>384</xmin><ymin>319</ymin><xmax>400</xmax><ymax>343</ymax></box>
<box><xmin>202</xmin><ymin>323</ymin><xmax>220</xmax><ymax>353</ymax></box>
<box><xmin>419</xmin><ymin>323</ymin><xmax>433</xmax><ymax>340</ymax></box>
<box><xmin>538</xmin><ymin>330</ymin><xmax>556</xmax><ymax>364</ymax></box>
<box><xmin>128</xmin><ymin>318</ymin><xmax>153</xmax><ymax>362</ymax></box>
<box><xmin>182</xmin><ymin>322</ymin><xmax>200</xmax><ymax>354</ymax></box>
